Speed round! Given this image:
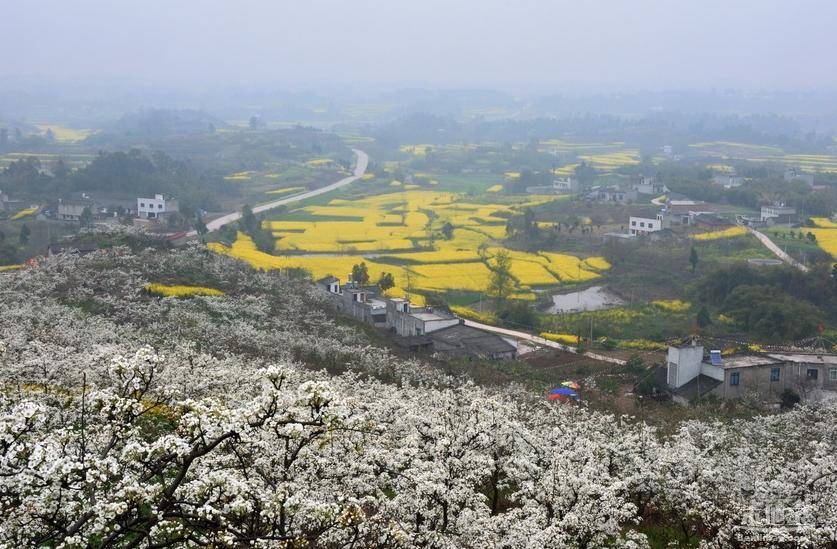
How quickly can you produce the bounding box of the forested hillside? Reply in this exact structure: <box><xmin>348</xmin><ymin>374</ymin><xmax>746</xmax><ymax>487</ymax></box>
<box><xmin>0</xmin><ymin>234</ymin><xmax>834</xmax><ymax>547</ymax></box>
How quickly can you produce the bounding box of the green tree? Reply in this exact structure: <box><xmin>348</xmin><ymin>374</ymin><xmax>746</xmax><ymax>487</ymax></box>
<box><xmin>487</xmin><ymin>250</ymin><xmax>516</xmax><ymax>306</ymax></box>
<box><xmin>378</xmin><ymin>272</ymin><xmax>395</xmax><ymax>293</ymax></box>
<box><xmin>79</xmin><ymin>206</ymin><xmax>94</xmax><ymax>228</ymax></box>
<box><xmin>19</xmin><ymin>224</ymin><xmax>30</xmax><ymax>245</ymax></box>
<box><xmin>351</xmin><ymin>262</ymin><xmax>370</xmax><ymax>286</ymax></box>
<box><xmin>194</xmin><ymin>214</ymin><xmax>208</xmax><ymax>236</ymax></box>
<box><xmin>441</xmin><ymin>222</ymin><xmax>454</xmax><ymax>240</ymax></box>
<box><xmin>624</xmin><ymin>354</ymin><xmax>645</xmax><ymax>375</ymax></box>
<box><xmin>689</xmin><ymin>246</ymin><xmax>699</xmax><ymax>273</ymax></box>
<box><xmin>239</xmin><ymin>205</ymin><xmax>258</xmax><ymax>234</ymax></box>
<box><xmin>697</xmin><ymin>306</ymin><xmax>712</xmax><ymax>328</ymax></box>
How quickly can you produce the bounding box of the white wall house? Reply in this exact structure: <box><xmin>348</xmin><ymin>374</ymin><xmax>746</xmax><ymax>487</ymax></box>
<box><xmin>760</xmin><ymin>205</ymin><xmax>796</xmax><ymax>224</ymax></box>
<box><xmin>137</xmin><ymin>194</ymin><xmax>178</xmax><ymax>219</ymax></box>
<box><xmin>712</xmin><ymin>174</ymin><xmax>744</xmax><ymax>189</ymax></box>
<box><xmin>629</xmin><ymin>216</ymin><xmax>662</xmax><ymax>235</ymax></box>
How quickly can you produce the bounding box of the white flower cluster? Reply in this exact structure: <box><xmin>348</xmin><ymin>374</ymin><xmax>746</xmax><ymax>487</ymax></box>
<box><xmin>0</xmin><ymin>244</ymin><xmax>834</xmax><ymax>547</ymax></box>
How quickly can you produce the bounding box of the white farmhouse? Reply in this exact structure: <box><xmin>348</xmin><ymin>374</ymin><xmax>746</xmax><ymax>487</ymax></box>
<box><xmin>137</xmin><ymin>194</ymin><xmax>179</xmax><ymax>219</ymax></box>
<box><xmin>628</xmin><ymin>216</ymin><xmax>662</xmax><ymax>236</ymax></box>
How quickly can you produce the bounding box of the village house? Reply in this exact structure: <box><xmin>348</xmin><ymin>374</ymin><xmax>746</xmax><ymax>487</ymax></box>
<box><xmin>385</xmin><ymin>298</ymin><xmax>460</xmax><ymax>336</ymax></box>
<box><xmin>57</xmin><ymin>198</ymin><xmax>95</xmax><ymax>222</ymax></box>
<box><xmin>427</xmin><ymin>323</ymin><xmax>517</xmax><ymax>360</ymax></box>
<box><xmin>587</xmin><ymin>185</ymin><xmax>637</xmax><ymax>204</ymax></box>
<box><xmin>658</xmin><ymin>198</ymin><xmax>716</xmax><ymax>228</ymax></box>
<box><xmin>712</xmin><ymin>174</ymin><xmax>744</xmax><ymax>189</ymax></box>
<box><xmin>628</xmin><ymin>216</ymin><xmax>662</xmax><ymax>236</ymax></box>
<box><xmin>316</xmin><ymin>276</ymin><xmax>515</xmax><ymax>360</ymax></box>
<box><xmin>666</xmin><ymin>342</ymin><xmax>837</xmax><ymax>405</ymax></box>
<box><xmin>784</xmin><ymin>167</ymin><xmax>815</xmax><ymax>188</ymax></box>
<box><xmin>137</xmin><ymin>194</ymin><xmax>179</xmax><ymax>220</ymax></box>
<box><xmin>631</xmin><ymin>176</ymin><xmax>667</xmax><ymax>195</ymax></box>
<box><xmin>691</xmin><ymin>213</ymin><xmax>733</xmax><ymax>229</ymax></box>
<box><xmin>760</xmin><ymin>204</ymin><xmax>797</xmax><ymax>226</ymax></box>
<box><xmin>526</xmin><ymin>177</ymin><xmax>578</xmax><ymax>194</ymax></box>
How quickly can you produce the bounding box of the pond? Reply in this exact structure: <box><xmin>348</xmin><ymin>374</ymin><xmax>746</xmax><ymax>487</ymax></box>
<box><xmin>547</xmin><ymin>286</ymin><xmax>624</xmax><ymax>314</ymax></box>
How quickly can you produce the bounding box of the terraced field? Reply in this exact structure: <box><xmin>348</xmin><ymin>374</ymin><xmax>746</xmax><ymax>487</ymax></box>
<box><xmin>210</xmin><ymin>190</ymin><xmax>610</xmax><ymax>303</ymax></box>
<box><xmin>691</xmin><ymin>141</ymin><xmax>837</xmax><ymax>173</ymax></box>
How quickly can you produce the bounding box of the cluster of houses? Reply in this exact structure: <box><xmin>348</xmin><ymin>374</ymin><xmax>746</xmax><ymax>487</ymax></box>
<box><xmin>317</xmin><ymin>275</ymin><xmax>518</xmax><ymax>360</ymax></box>
<box><xmin>620</xmin><ymin>194</ymin><xmax>801</xmax><ymax>239</ymax></box>
<box><xmin>54</xmin><ymin>193</ymin><xmax>180</xmax><ymax>228</ymax></box>
<box><xmin>665</xmin><ymin>340</ymin><xmax>837</xmax><ymax>405</ymax></box>
<box><xmin>583</xmin><ymin>175</ymin><xmax>668</xmax><ymax>205</ymax></box>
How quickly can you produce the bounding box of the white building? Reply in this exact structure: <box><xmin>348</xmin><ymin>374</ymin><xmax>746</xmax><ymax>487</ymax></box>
<box><xmin>784</xmin><ymin>168</ymin><xmax>814</xmax><ymax>187</ymax></box>
<box><xmin>712</xmin><ymin>174</ymin><xmax>744</xmax><ymax>189</ymax></box>
<box><xmin>760</xmin><ymin>204</ymin><xmax>797</xmax><ymax>225</ymax></box>
<box><xmin>386</xmin><ymin>298</ymin><xmax>460</xmax><ymax>337</ymax></box>
<box><xmin>632</xmin><ymin>176</ymin><xmax>667</xmax><ymax>195</ymax></box>
<box><xmin>137</xmin><ymin>194</ymin><xmax>178</xmax><ymax>219</ymax></box>
<box><xmin>629</xmin><ymin>216</ymin><xmax>662</xmax><ymax>236</ymax></box>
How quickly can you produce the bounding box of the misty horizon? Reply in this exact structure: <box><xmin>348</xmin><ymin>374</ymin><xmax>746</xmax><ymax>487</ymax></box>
<box><xmin>3</xmin><ymin>0</ymin><xmax>837</xmax><ymax>92</ymax></box>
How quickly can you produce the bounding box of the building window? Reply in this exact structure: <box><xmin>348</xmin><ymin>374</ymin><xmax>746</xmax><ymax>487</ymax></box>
<box><xmin>730</xmin><ymin>372</ymin><xmax>740</xmax><ymax>386</ymax></box>
<box><xmin>140</xmin><ymin>203</ymin><xmax>145</xmax><ymax>207</ymax></box>
<box><xmin>640</xmin><ymin>222</ymin><xmax>645</xmax><ymax>227</ymax></box>
<box><xmin>770</xmin><ymin>367</ymin><xmax>780</xmax><ymax>381</ymax></box>
<box><xmin>830</xmin><ymin>368</ymin><xmax>837</xmax><ymax>382</ymax></box>
<box><xmin>158</xmin><ymin>204</ymin><xmax>163</xmax><ymax>209</ymax></box>
<box><xmin>631</xmin><ymin>221</ymin><xmax>636</xmax><ymax>226</ymax></box>
<box><xmin>807</xmin><ymin>368</ymin><xmax>819</xmax><ymax>380</ymax></box>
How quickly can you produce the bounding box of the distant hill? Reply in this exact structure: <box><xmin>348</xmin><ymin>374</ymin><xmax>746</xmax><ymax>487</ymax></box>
<box><xmin>108</xmin><ymin>108</ymin><xmax>229</xmax><ymax>138</ymax></box>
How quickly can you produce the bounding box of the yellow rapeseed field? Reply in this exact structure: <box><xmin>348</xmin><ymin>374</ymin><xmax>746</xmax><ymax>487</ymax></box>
<box><xmin>0</xmin><ymin>264</ymin><xmax>23</xmax><ymax>272</ymax></box>
<box><xmin>487</xmin><ymin>184</ymin><xmax>503</xmax><ymax>192</ymax></box>
<box><xmin>651</xmin><ymin>299</ymin><xmax>692</xmax><ymax>313</ymax></box>
<box><xmin>265</xmin><ymin>186</ymin><xmax>304</xmax><ymax>196</ymax></box>
<box><xmin>811</xmin><ymin>217</ymin><xmax>837</xmax><ymax>229</ymax></box>
<box><xmin>146</xmin><ymin>284</ymin><xmax>225</xmax><ymax>298</ymax></box>
<box><xmin>35</xmin><ymin>124</ymin><xmax>91</xmax><ymax>142</ymax></box>
<box><xmin>211</xmin><ymin>190</ymin><xmax>611</xmax><ymax>301</ymax></box>
<box><xmin>540</xmin><ymin>332</ymin><xmax>580</xmax><ymax>345</ymax></box>
<box><xmin>692</xmin><ymin>226</ymin><xmax>748</xmax><ymax>241</ymax></box>
<box><xmin>810</xmin><ymin>228</ymin><xmax>837</xmax><ymax>258</ymax></box>
<box><xmin>10</xmin><ymin>207</ymin><xmax>37</xmax><ymax>220</ymax></box>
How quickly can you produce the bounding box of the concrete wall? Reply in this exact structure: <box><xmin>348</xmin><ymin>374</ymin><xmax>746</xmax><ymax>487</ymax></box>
<box><xmin>719</xmin><ymin>363</ymin><xmax>837</xmax><ymax>402</ymax></box>
<box><xmin>667</xmin><ymin>345</ymin><xmax>704</xmax><ymax>389</ymax></box>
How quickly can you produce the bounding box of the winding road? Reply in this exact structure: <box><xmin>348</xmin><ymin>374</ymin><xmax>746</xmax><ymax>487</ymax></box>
<box><xmin>190</xmin><ymin>148</ymin><xmax>368</xmax><ymax>236</ymax></box>
<box><xmin>746</xmin><ymin>226</ymin><xmax>809</xmax><ymax>272</ymax></box>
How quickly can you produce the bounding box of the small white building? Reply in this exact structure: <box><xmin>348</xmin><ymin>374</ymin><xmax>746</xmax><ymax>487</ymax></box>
<box><xmin>137</xmin><ymin>194</ymin><xmax>179</xmax><ymax>219</ymax></box>
<box><xmin>784</xmin><ymin>168</ymin><xmax>814</xmax><ymax>187</ymax></box>
<box><xmin>632</xmin><ymin>176</ymin><xmax>667</xmax><ymax>195</ymax></box>
<box><xmin>712</xmin><ymin>174</ymin><xmax>744</xmax><ymax>189</ymax></box>
<box><xmin>629</xmin><ymin>216</ymin><xmax>662</xmax><ymax>236</ymax></box>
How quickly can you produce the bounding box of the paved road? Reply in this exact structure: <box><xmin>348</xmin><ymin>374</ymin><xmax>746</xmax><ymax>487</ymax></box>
<box><xmin>463</xmin><ymin>319</ymin><xmax>626</xmax><ymax>365</ymax></box>
<box><xmin>189</xmin><ymin>149</ymin><xmax>368</xmax><ymax>236</ymax></box>
<box><xmin>746</xmin><ymin>226</ymin><xmax>809</xmax><ymax>272</ymax></box>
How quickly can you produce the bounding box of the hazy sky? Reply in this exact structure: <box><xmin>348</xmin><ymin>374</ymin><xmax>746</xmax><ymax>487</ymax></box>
<box><xmin>3</xmin><ymin>0</ymin><xmax>837</xmax><ymax>91</ymax></box>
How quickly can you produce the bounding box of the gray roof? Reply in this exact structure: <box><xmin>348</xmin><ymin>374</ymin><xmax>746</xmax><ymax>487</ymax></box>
<box><xmin>715</xmin><ymin>355</ymin><xmax>781</xmax><ymax>369</ymax></box>
<box><xmin>674</xmin><ymin>374</ymin><xmax>723</xmax><ymax>401</ymax></box>
<box><xmin>429</xmin><ymin>324</ymin><xmax>516</xmax><ymax>358</ymax></box>
<box><xmin>767</xmin><ymin>353</ymin><xmax>837</xmax><ymax>365</ymax></box>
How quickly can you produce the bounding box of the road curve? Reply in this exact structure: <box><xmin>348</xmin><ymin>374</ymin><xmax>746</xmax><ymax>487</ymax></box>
<box><xmin>462</xmin><ymin>319</ymin><xmax>626</xmax><ymax>365</ymax></box>
<box><xmin>190</xmin><ymin>149</ymin><xmax>368</xmax><ymax>236</ymax></box>
<box><xmin>746</xmin><ymin>226</ymin><xmax>809</xmax><ymax>272</ymax></box>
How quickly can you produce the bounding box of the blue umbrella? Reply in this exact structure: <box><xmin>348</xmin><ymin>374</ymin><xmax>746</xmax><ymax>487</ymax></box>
<box><xmin>549</xmin><ymin>387</ymin><xmax>578</xmax><ymax>397</ymax></box>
